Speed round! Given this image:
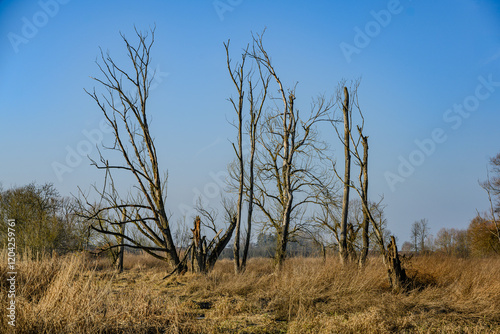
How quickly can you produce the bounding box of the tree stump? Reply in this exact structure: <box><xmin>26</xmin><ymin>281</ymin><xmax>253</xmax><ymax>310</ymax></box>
<box><xmin>191</xmin><ymin>216</ymin><xmax>207</xmax><ymax>273</ymax></box>
<box><xmin>385</xmin><ymin>235</ymin><xmax>408</xmax><ymax>292</ymax></box>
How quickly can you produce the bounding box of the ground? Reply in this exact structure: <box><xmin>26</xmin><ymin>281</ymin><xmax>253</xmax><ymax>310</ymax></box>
<box><xmin>1</xmin><ymin>250</ymin><xmax>500</xmax><ymax>333</ymax></box>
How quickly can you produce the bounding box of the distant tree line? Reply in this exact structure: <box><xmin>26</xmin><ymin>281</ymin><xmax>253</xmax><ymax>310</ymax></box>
<box><xmin>401</xmin><ymin>153</ymin><xmax>500</xmax><ymax>257</ymax></box>
<box><xmin>0</xmin><ymin>183</ymin><xmax>88</xmax><ymax>254</ymax></box>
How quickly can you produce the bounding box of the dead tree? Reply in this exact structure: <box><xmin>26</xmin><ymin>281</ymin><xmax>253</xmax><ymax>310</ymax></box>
<box><xmin>241</xmin><ymin>72</ymin><xmax>268</xmax><ymax>271</ymax></box>
<box><xmin>356</xmin><ymin>196</ymin><xmax>407</xmax><ymax>290</ymax></box>
<box><xmin>385</xmin><ymin>236</ymin><xmax>408</xmax><ymax>292</ymax></box>
<box><xmin>79</xmin><ymin>27</ymin><xmax>184</xmax><ymax>273</ymax></box>
<box><xmin>331</xmin><ymin>83</ymin><xmax>362</xmax><ymax>264</ymax></box>
<box><xmin>329</xmin><ymin>82</ymin><xmax>407</xmax><ymax>288</ymax></box>
<box><xmin>191</xmin><ymin>216</ymin><xmax>207</xmax><ymax>273</ymax></box>
<box><xmin>250</xmin><ymin>32</ymin><xmax>334</xmax><ymax>268</ymax></box>
<box><xmin>188</xmin><ymin>200</ymin><xmax>237</xmax><ymax>273</ymax></box>
<box><xmin>225</xmin><ymin>40</ymin><xmax>247</xmax><ymax>274</ymax></box>
<box><xmin>329</xmin><ymin>82</ymin><xmax>373</xmax><ymax>267</ymax></box>
<box><xmin>339</xmin><ymin>87</ymin><xmax>351</xmax><ymax>265</ymax></box>
<box><xmin>163</xmin><ymin>211</ymin><xmax>236</xmax><ymax>277</ymax></box>
<box><xmin>358</xmin><ymin>128</ymin><xmax>370</xmax><ymax>267</ymax></box>
<box><xmin>226</xmin><ymin>39</ymin><xmax>270</xmax><ymax>273</ymax></box>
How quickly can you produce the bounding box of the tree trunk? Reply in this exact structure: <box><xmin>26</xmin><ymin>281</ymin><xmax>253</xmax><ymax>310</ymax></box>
<box><xmin>276</xmin><ymin>93</ymin><xmax>295</xmax><ymax>268</ymax></box>
<box><xmin>116</xmin><ymin>209</ymin><xmax>126</xmax><ymax>273</ymax></box>
<box><xmin>321</xmin><ymin>243</ymin><xmax>326</xmax><ymax>263</ymax></box>
<box><xmin>385</xmin><ymin>236</ymin><xmax>408</xmax><ymax>292</ymax></box>
<box><xmin>233</xmin><ymin>88</ymin><xmax>245</xmax><ymax>274</ymax></box>
<box><xmin>192</xmin><ymin>216</ymin><xmax>207</xmax><ymax>273</ymax></box>
<box><xmin>159</xmin><ymin>212</ymin><xmax>183</xmax><ymax>270</ymax></box>
<box><xmin>359</xmin><ymin>133</ymin><xmax>369</xmax><ymax>267</ymax></box>
<box><xmin>340</xmin><ymin>87</ymin><xmax>351</xmax><ymax>265</ymax></box>
<box><xmin>207</xmin><ymin>216</ymin><xmax>237</xmax><ymax>271</ymax></box>
<box><xmin>241</xmin><ymin>146</ymin><xmax>255</xmax><ymax>271</ymax></box>
<box><xmin>276</xmin><ymin>194</ymin><xmax>293</xmax><ymax>268</ymax></box>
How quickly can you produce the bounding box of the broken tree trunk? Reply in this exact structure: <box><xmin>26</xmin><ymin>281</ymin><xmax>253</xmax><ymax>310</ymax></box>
<box><xmin>339</xmin><ymin>86</ymin><xmax>351</xmax><ymax>265</ymax></box>
<box><xmin>385</xmin><ymin>235</ymin><xmax>408</xmax><ymax>292</ymax></box>
<box><xmin>192</xmin><ymin>216</ymin><xmax>207</xmax><ymax>273</ymax></box>
<box><xmin>358</xmin><ymin>131</ymin><xmax>369</xmax><ymax>268</ymax></box>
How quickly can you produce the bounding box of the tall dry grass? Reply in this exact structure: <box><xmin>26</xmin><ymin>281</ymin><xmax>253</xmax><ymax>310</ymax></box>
<box><xmin>1</xmin><ymin>250</ymin><xmax>500</xmax><ymax>333</ymax></box>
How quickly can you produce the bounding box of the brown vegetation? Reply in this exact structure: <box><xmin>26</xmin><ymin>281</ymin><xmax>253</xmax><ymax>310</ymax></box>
<box><xmin>2</xmin><ymin>250</ymin><xmax>500</xmax><ymax>333</ymax></box>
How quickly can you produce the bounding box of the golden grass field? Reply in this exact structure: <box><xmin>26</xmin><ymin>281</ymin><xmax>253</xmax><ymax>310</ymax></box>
<box><xmin>1</xmin><ymin>250</ymin><xmax>500</xmax><ymax>333</ymax></box>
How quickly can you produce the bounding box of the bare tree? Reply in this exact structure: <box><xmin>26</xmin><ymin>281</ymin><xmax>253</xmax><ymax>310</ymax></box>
<box><xmin>339</xmin><ymin>86</ymin><xmax>351</xmax><ymax>265</ymax></box>
<box><xmin>225</xmin><ymin>39</ymin><xmax>270</xmax><ymax>273</ymax></box>
<box><xmin>419</xmin><ymin>219</ymin><xmax>430</xmax><ymax>253</ymax></box>
<box><xmin>328</xmin><ymin>82</ymin><xmax>407</xmax><ymax>289</ymax></box>
<box><xmin>225</xmin><ymin>40</ymin><xmax>247</xmax><ymax>274</ymax></box>
<box><xmin>79</xmin><ymin>27</ymin><xmax>184</xmax><ymax>273</ymax></box>
<box><xmin>330</xmin><ymin>82</ymin><xmax>372</xmax><ymax>266</ymax></box>
<box><xmin>480</xmin><ymin>152</ymin><xmax>500</xmax><ymax>244</ymax></box>
<box><xmin>410</xmin><ymin>219</ymin><xmax>429</xmax><ymax>253</ymax></box>
<box><xmin>488</xmin><ymin>153</ymin><xmax>500</xmax><ymax>199</ymax></box>
<box><xmin>409</xmin><ymin>219</ymin><xmax>429</xmax><ymax>254</ymax></box>
<box><xmin>250</xmin><ymin>32</ymin><xmax>334</xmax><ymax>268</ymax></box>
<box><xmin>434</xmin><ymin>227</ymin><xmax>470</xmax><ymax>257</ymax></box>
<box><xmin>410</xmin><ymin>220</ymin><xmax>420</xmax><ymax>253</ymax></box>
<box><xmin>241</xmin><ymin>76</ymin><xmax>268</xmax><ymax>271</ymax></box>
<box><xmin>241</xmin><ymin>50</ymin><xmax>270</xmax><ymax>271</ymax></box>
<box><xmin>174</xmin><ymin>198</ymin><xmax>237</xmax><ymax>274</ymax></box>
<box><xmin>358</xmin><ymin>128</ymin><xmax>370</xmax><ymax>266</ymax></box>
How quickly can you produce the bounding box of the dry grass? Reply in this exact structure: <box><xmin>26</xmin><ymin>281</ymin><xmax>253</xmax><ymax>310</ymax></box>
<box><xmin>1</xmin><ymin>250</ymin><xmax>500</xmax><ymax>333</ymax></box>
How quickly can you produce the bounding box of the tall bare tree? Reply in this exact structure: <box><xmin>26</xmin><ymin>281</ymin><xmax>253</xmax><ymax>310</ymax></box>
<box><xmin>79</xmin><ymin>27</ymin><xmax>184</xmax><ymax>273</ymax></box>
<box><xmin>358</xmin><ymin>129</ymin><xmax>370</xmax><ymax>266</ymax></box>
<box><xmin>225</xmin><ymin>40</ymin><xmax>247</xmax><ymax>274</ymax></box>
<box><xmin>250</xmin><ymin>32</ymin><xmax>334</xmax><ymax>268</ymax></box>
<box><xmin>330</xmin><ymin>82</ymin><xmax>391</xmax><ymax>268</ymax></box>
<box><xmin>327</xmin><ymin>82</ymin><xmax>407</xmax><ymax>288</ymax></box>
<box><xmin>339</xmin><ymin>87</ymin><xmax>351</xmax><ymax>264</ymax></box>
<box><xmin>225</xmin><ymin>39</ymin><xmax>270</xmax><ymax>273</ymax></box>
<box><xmin>241</xmin><ymin>69</ymin><xmax>269</xmax><ymax>271</ymax></box>
<box><xmin>330</xmin><ymin>82</ymin><xmax>368</xmax><ymax>264</ymax></box>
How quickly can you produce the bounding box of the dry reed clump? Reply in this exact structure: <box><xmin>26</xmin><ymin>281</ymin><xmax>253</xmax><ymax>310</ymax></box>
<box><xmin>0</xmin><ymin>249</ymin><xmax>63</xmax><ymax>304</ymax></box>
<box><xmin>1</xmin><ymin>251</ymin><xmax>500</xmax><ymax>333</ymax></box>
<box><xmin>0</xmin><ymin>251</ymin><xmax>196</xmax><ymax>334</ymax></box>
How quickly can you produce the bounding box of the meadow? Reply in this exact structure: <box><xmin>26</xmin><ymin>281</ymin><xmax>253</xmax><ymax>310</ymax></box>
<box><xmin>1</xmin><ymin>250</ymin><xmax>500</xmax><ymax>333</ymax></box>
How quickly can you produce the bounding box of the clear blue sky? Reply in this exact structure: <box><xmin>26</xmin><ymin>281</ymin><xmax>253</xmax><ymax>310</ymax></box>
<box><xmin>1</xmin><ymin>0</ymin><xmax>499</xmax><ymax>244</ymax></box>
